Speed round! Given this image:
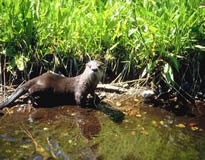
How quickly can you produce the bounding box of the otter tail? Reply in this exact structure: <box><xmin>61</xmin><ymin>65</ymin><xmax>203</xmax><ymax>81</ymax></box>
<box><xmin>0</xmin><ymin>88</ymin><xmax>26</xmax><ymax>109</ymax></box>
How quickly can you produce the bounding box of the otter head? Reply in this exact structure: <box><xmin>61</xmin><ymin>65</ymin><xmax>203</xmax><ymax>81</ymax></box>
<box><xmin>85</xmin><ymin>60</ymin><xmax>104</xmax><ymax>82</ymax></box>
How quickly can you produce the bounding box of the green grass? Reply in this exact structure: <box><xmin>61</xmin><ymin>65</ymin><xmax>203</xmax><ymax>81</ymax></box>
<box><xmin>0</xmin><ymin>0</ymin><xmax>205</xmax><ymax>82</ymax></box>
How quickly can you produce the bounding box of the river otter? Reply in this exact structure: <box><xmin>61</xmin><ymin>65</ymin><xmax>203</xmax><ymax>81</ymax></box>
<box><xmin>0</xmin><ymin>60</ymin><xmax>104</xmax><ymax>109</ymax></box>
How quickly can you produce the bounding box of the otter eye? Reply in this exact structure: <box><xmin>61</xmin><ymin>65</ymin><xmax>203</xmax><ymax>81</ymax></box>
<box><xmin>87</xmin><ymin>64</ymin><xmax>92</xmax><ymax>68</ymax></box>
<box><xmin>98</xmin><ymin>65</ymin><xmax>104</xmax><ymax>70</ymax></box>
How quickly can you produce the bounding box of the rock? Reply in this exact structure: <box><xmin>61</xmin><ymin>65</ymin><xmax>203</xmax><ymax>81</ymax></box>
<box><xmin>141</xmin><ymin>90</ymin><xmax>155</xmax><ymax>99</ymax></box>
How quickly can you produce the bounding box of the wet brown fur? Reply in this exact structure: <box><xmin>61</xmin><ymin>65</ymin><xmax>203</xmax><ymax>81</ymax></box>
<box><xmin>0</xmin><ymin>60</ymin><xmax>104</xmax><ymax>109</ymax></box>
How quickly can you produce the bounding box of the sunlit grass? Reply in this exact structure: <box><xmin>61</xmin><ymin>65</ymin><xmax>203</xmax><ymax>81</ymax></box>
<box><xmin>0</xmin><ymin>0</ymin><xmax>204</xmax><ymax>81</ymax></box>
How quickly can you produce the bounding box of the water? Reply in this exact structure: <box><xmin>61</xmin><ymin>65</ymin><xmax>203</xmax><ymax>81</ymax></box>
<box><xmin>0</xmin><ymin>95</ymin><xmax>205</xmax><ymax>160</ymax></box>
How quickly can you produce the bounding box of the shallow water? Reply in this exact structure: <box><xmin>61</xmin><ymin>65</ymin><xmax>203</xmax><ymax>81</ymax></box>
<box><xmin>0</xmin><ymin>95</ymin><xmax>205</xmax><ymax>160</ymax></box>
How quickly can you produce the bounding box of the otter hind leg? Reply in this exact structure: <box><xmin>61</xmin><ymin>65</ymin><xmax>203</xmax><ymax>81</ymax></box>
<box><xmin>28</xmin><ymin>85</ymin><xmax>47</xmax><ymax>106</ymax></box>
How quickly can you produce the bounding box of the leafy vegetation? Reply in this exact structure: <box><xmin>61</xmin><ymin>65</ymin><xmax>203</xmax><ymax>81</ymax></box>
<box><xmin>0</xmin><ymin>0</ymin><xmax>205</xmax><ymax>84</ymax></box>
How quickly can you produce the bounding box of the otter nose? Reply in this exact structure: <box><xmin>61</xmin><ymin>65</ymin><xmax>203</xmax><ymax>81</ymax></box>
<box><xmin>92</xmin><ymin>68</ymin><xmax>98</xmax><ymax>72</ymax></box>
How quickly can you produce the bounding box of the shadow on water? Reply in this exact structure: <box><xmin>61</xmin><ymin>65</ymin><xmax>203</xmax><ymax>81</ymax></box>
<box><xmin>95</xmin><ymin>102</ymin><xmax>125</xmax><ymax>123</ymax></box>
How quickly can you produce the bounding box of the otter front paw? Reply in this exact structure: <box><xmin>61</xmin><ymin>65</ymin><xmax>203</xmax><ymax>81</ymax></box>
<box><xmin>75</xmin><ymin>92</ymin><xmax>86</xmax><ymax>106</ymax></box>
